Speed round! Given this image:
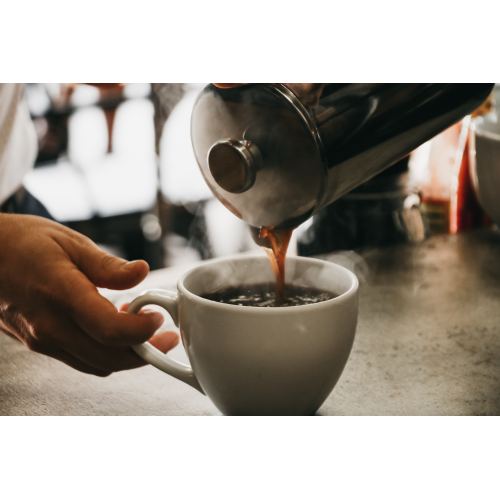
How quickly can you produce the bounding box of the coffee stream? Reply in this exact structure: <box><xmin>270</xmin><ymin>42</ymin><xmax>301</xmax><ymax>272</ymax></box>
<box><xmin>203</xmin><ymin>226</ymin><xmax>336</xmax><ymax>307</ymax></box>
<box><xmin>258</xmin><ymin>227</ymin><xmax>293</xmax><ymax>302</ymax></box>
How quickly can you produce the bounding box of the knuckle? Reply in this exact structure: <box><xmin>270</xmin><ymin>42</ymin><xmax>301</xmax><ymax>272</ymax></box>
<box><xmin>78</xmin><ymin>233</ymin><xmax>94</xmax><ymax>246</ymax></box>
<box><xmin>97</xmin><ymin>324</ymin><xmax>122</xmax><ymax>345</ymax></box>
<box><xmin>68</xmin><ymin>230</ymin><xmax>92</xmax><ymax>248</ymax></box>
<box><xmin>100</xmin><ymin>253</ymin><xmax>121</xmax><ymax>271</ymax></box>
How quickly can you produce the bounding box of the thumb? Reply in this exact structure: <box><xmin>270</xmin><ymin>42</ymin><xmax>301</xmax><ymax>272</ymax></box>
<box><xmin>71</xmin><ymin>237</ymin><xmax>149</xmax><ymax>289</ymax></box>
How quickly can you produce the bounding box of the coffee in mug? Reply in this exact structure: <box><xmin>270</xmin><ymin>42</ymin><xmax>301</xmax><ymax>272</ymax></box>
<box><xmin>202</xmin><ymin>283</ymin><xmax>337</xmax><ymax>307</ymax></box>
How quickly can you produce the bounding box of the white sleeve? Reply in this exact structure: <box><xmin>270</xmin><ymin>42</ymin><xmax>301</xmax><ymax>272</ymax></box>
<box><xmin>0</xmin><ymin>84</ymin><xmax>38</xmax><ymax>204</ymax></box>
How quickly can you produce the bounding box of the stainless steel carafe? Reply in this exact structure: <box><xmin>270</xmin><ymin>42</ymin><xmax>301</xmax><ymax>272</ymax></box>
<box><xmin>191</xmin><ymin>83</ymin><xmax>493</xmax><ymax>230</ymax></box>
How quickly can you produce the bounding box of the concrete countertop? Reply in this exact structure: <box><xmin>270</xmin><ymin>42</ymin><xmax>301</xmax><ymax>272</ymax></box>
<box><xmin>1</xmin><ymin>229</ymin><xmax>499</xmax><ymax>415</ymax></box>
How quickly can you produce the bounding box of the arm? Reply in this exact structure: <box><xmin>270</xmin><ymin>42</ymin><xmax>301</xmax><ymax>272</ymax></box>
<box><xmin>0</xmin><ymin>214</ymin><xmax>178</xmax><ymax>376</ymax></box>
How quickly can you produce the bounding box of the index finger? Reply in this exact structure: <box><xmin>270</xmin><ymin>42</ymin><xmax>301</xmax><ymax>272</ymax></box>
<box><xmin>57</xmin><ymin>265</ymin><xmax>164</xmax><ymax>346</ymax></box>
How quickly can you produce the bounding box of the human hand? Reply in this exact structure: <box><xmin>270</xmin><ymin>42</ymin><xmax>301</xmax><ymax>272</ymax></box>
<box><xmin>0</xmin><ymin>214</ymin><xmax>178</xmax><ymax>376</ymax></box>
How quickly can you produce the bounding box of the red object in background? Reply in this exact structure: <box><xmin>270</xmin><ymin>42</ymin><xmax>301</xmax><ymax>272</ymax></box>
<box><xmin>450</xmin><ymin>118</ymin><xmax>489</xmax><ymax>233</ymax></box>
<box><xmin>411</xmin><ymin>117</ymin><xmax>489</xmax><ymax>235</ymax></box>
<box><xmin>410</xmin><ymin>122</ymin><xmax>461</xmax><ymax>235</ymax></box>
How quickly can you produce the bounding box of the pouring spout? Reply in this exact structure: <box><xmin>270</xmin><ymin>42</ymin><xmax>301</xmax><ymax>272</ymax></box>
<box><xmin>249</xmin><ymin>225</ymin><xmax>271</xmax><ymax>248</ymax></box>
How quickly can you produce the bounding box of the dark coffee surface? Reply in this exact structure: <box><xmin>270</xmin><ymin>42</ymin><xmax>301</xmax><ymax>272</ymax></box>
<box><xmin>202</xmin><ymin>282</ymin><xmax>337</xmax><ymax>307</ymax></box>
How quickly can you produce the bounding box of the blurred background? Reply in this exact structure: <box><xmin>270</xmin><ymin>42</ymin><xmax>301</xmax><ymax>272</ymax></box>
<box><xmin>24</xmin><ymin>83</ymin><xmax>262</xmax><ymax>270</ymax></box>
<box><xmin>23</xmin><ymin>83</ymin><xmax>497</xmax><ymax>271</ymax></box>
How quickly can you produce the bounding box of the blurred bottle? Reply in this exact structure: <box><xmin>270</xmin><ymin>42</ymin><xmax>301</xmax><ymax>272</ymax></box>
<box><xmin>409</xmin><ymin>122</ymin><xmax>461</xmax><ymax>234</ymax></box>
<box><xmin>452</xmin><ymin>93</ymin><xmax>494</xmax><ymax>233</ymax></box>
<box><xmin>450</xmin><ymin>117</ymin><xmax>490</xmax><ymax>233</ymax></box>
<box><xmin>409</xmin><ymin>94</ymin><xmax>492</xmax><ymax>235</ymax></box>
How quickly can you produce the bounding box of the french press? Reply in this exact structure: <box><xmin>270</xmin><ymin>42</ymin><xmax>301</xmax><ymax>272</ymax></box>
<box><xmin>191</xmin><ymin>83</ymin><xmax>493</xmax><ymax>231</ymax></box>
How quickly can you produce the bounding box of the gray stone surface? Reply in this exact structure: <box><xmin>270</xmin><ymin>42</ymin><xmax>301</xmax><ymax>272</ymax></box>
<box><xmin>1</xmin><ymin>229</ymin><xmax>499</xmax><ymax>415</ymax></box>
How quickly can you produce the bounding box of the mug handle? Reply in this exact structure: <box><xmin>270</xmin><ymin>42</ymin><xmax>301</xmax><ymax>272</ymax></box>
<box><xmin>128</xmin><ymin>290</ymin><xmax>204</xmax><ymax>394</ymax></box>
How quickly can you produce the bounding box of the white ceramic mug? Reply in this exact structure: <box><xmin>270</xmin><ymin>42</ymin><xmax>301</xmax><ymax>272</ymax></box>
<box><xmin>129</xmin><ymin>255</ymin><xmax>359</xmax><ymax>415</ymax></box>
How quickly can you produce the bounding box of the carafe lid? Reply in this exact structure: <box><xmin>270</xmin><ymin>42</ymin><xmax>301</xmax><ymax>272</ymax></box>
<box><xmin>191</xmin><ymin>84</ymin><xmax>326</xmax><ymax>229</ymax></box>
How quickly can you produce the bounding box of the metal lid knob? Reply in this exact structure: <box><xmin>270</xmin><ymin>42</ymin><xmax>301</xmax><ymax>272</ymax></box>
<box><xmin>207</xmin><ymin>139</ymin><xmax>261</xmax><ymax>193</ymax></box>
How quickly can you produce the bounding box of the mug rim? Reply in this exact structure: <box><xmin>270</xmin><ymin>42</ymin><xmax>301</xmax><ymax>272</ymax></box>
<box><xmin>177</xmin><ymin>254</ymin><xmax>359</xmax><ymax>313</ymax></box>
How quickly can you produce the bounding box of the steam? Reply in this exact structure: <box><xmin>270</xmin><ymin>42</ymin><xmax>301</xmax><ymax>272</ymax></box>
<box><xmin>185</xmin><ymin>254</ymin><xmax>357</xmax><ymax>298</ymax></box>
<box><xmin>322</xmin><ymin>251</ymin><xmax>369</xmax><ymax>284</ymax></box>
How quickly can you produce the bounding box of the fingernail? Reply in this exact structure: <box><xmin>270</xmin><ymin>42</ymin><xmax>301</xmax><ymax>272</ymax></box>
<box><xmin>148</xmin><ymin>312</ymin><xmax>165</xmax><ymax>329</ymax></box>
<box><xmin>124</xmin><ymin>260</ymin><xmax>141</xmax><ymax>268</ymax></box>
